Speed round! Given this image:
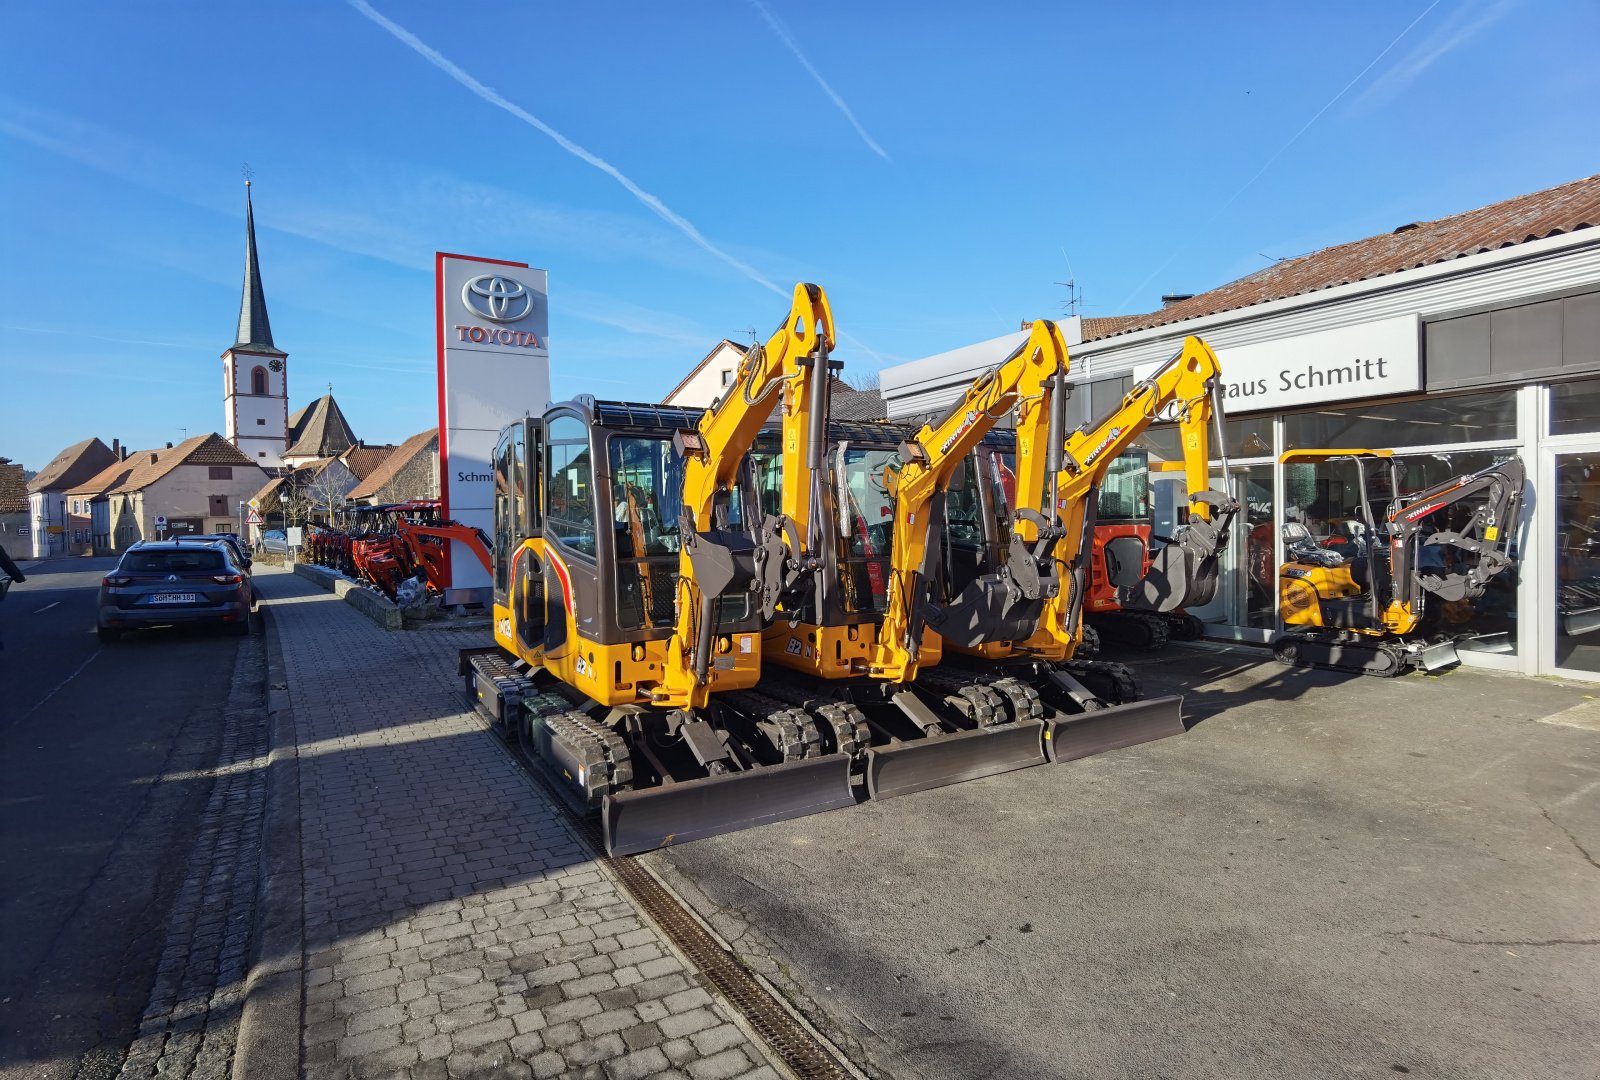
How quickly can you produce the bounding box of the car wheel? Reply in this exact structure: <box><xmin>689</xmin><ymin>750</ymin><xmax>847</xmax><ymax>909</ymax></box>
<box><xmin>96</xmin><ymin>625</ymin><xmax>121</xmax><ymax>644</ymax></box>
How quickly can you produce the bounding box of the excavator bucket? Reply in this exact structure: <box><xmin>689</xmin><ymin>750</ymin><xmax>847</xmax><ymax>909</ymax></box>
<box><xmin>1044</xmin><ymin>694</ymin><xmax>1185</xmax><ymax>762</ymax></box>
<box><xmin>603</xmin><ymin>755</ymin><xmax>857</xmax><ymax>856</ymax></box>
<box><xmin>864</xmin><ymin>721</ymin><xmax>1048</xmax><ymax>800</ymax></box>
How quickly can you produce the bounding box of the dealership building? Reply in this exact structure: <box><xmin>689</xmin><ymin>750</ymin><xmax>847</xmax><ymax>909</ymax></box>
<box><xmin>883</xmin><ymin>174</ymin><xmax>1600</xmax><ymax>681</ymax></box>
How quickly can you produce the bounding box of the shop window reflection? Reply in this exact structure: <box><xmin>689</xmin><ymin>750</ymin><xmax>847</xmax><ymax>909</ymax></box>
<box><xmin>1282</xmin><ymin>449</ymin><xmax>1519</xmax><ymax>654</ymax></box>
<box><xmin>1555</xmin><ymin>453</ymin><xmax>1600</xmax><ymax>673</ymax></box>
<box><xmin>1550</xmin><ymin>380</ymin><xmax>1600</xmax><ymax>437</ymax></box>
<box><xmin>1282</xmin><ymin>390</ymin><xmax>1516</xmax><ymax>451</ymax></box>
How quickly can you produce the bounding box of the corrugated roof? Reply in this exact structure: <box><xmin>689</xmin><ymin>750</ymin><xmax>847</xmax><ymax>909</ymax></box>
<box><xmin>26</xmin><ymin>438</ymin><xmax>119</xmax><ymax>494</ymax></box>
<box><xmin>349</xmin><ymin>428</ymin><xmax>436</xmax><ymax>500</ymax></box>
<box><xmin>284</xmin><ymin>394</ymin><xmax>357</xmax><ymax>459</ymax></box>
<box><xmin>1090</xmin><ymin>173</ymin><xmax>1600</xmax><ymax>341</ymax></box>
<box><xmin>0</xmin><ymin>458</ymin><xmax>27</xmax><ymax>514</ymax></box>
<box><xmin>67</xmin><ymin>433</ymin><xmax>257</xmax><ymax>497</ymax></box>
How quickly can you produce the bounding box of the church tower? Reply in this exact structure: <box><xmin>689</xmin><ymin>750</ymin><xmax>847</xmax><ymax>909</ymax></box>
<box><xmin>222</xmin><ymin>181</ymin><xmax>289</xmax><ymax>468</ymax></box>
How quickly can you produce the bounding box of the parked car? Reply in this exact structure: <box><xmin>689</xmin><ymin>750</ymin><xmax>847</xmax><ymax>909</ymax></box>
<box><xmin>96</xmin><ymin>542</ymin><xmax>254</xmax><ymax>642</ymax></box>
<box><xmin>256</xmin><ymin>529</ymin><xmax>289</xmax><ymax>555</ymax></box>
<box><xmin>193</xmin><ymin>534</ymin><xmax>253</xmax><ymax>572</ymax></box>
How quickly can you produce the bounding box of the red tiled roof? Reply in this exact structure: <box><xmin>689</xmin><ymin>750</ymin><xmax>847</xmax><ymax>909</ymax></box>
<box><xmin>348</xmin><ymin>429</ymin><xmax>436</xmax><ymax>500</ymax></box>
<box><xmin>26</xmin><ymin>438</ymin><xmax>119</xmax><ymax>494</ymax></box>
<box><xmin>0</xmin><ymin>459</ymin><xmax>27</xmax><ymax>514</ymax></box>
<box><xmin>1089</xmin><ymin>173</ymin><xmax>1600</xmax><ymax>341</ymax></box>
<box><xmin>340</xmin><ymin>444</ymin><xmax>397</xmax><ymax>481</ymax></box>
<box><xmin>67</xmin><ymin>433</ymin><xmax>257</xmax><ymax>497</ymax></box>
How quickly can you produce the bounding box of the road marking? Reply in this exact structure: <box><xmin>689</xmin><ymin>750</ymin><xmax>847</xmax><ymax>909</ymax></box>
<box><xmin>17</xmin><ymin>648</ymin><xmax>103</xmax><ymax>723</ymax></box>
<box><xmin>33</xmin><ymin>602</ymin><xmax>60</xmax><ymax>614</ymax></box>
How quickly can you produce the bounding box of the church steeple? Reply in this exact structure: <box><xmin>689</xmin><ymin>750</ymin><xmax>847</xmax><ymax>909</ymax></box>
<box><xmin>223</xmin><ymin>179</ymin><xmax>289</xmax><ymax>468</ymax></box>
<box><xmin>234</xmin><ymin>180</ymin><xmax>283</xmax><ymax>354</ymax></box>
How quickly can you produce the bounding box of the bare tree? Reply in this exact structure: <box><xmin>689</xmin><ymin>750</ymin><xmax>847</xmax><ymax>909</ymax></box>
<box><xmin>279</xmin><ymin>464</ymin><xmax>357</xmax><ymax>527</ymax></box>
<box><xmin>846</xmin><ymin>368</ymin><xmax>881</xmax><ymax>392</ymax></box>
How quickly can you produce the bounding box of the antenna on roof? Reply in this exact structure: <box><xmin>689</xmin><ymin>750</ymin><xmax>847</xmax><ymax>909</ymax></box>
<box><xmin>242</xmin><ymin>162</ymin><xmax>254</xmax><ymax>188</ymax></box>
<box><xmin>1054</xmin><ymin>279</ymin><xmax>1083</xmax><ymax>317</ymax></box>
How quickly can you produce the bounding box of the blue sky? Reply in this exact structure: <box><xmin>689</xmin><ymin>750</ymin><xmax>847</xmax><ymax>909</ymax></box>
<box><xmin>2</xmin><ymin>0</ymin><xmax>1596</xmax><ymax>472</ymax></box>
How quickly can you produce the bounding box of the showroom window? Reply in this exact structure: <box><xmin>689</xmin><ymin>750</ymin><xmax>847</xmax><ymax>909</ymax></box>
<box><xmin>1550</xmin><ymin>378</ymin><xmax>1600</xmax><ymax>436</ymax></box>
<box><xmin>1282</xmin><ymin>389</ymin><xmax>1517</xmax><ymax>450</ymax></box>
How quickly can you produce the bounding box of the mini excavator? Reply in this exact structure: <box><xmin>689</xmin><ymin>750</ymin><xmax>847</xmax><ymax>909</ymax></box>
<box><xmin>907</xmin><ymin>334</ymin><xmax>1240</xmax><ymax>762</ymax></box>
<box><xmin>1273</xmin><ymin>450</ymin><xmax>1525</xmax><ymax>676</ymax></box>
<box><xmin>461</xmin><ymin>292</ymin><xmax>1237</xmax><ymax>854</ymax></box>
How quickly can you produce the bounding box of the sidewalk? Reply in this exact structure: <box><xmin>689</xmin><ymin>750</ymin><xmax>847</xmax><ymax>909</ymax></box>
<box><xmin>255</xmin><ymin>567</ymin><xmax>782</xmax><ymax>1080</ymax></box>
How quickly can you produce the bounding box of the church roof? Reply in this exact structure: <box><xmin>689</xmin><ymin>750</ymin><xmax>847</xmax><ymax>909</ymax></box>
<box><xmin>231</xmin><ymin>183</ymin><xmax>285</xmax><ymax>357</ymax></box>
<box><xmin>27</xmin><ymin>437</ymin><xmax>120</xmax><ymax>494</ymax></box>
<box><xmin>284</xmin><ymin>394</ymin><xmax>357</xmax><ymax>460</ymax></box>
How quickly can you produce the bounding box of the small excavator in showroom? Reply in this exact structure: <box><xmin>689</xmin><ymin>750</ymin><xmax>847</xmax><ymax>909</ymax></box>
<box><xmin>1272</xmin><ymin>449</ymin><xmax>1526</xmax><ymax>676</ymax></box>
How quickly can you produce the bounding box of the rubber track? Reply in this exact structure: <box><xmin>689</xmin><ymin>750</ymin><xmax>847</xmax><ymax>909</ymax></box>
<box><xmin>721</xmin><ymin>689</ymin><xmax>825</xmax><ymax>761</ymax></box>
<box><xmin>916</xmin><ymin>668</ymin><xmax>1007</xmax><ymax>728</ymax></box>
<box><xmin>755</xmin><ymin>681</ymin><xmax>871</xmax><ymax>758</ymax></box>
<box><xmin>1273</xmin><ymin>634</ymin><xmax>1405</xmax><ymax>678</ymax></box>
<box><xmin>1060</xmin><ymin>658</ymin><xmax>1142</xmax><ymax>704</ymax></box>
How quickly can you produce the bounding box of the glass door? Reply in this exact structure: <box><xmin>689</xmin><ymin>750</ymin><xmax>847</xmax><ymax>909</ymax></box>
<box><xmin>1181</xmin><ymin>463</ymin><xmax>1275</xmax><ymax>642</ymax></box>
<box><xmin>1549</xmin><ymin>449</ymin><xmax>1600</xmax><ymax>678</ymax></box>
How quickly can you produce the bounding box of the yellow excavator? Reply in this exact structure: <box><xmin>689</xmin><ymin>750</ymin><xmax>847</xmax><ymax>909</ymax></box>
<box><xmin>886</xmin><ymin>333</ymin><xmax>1240</xmax><ymax>780</ymax></box>
<box><xmin>462</xmin><ymin>291</ymin><xmax>1236</xmax><ymax>853</ymax></box>
<box><xmin>464</xmin><ymin>284</ymin><xmax>861</xmax><ymax>854</ymax></box>
<box><xmin>1273</xmin><ymin>449</ymin><xmax>1525</xmax><ymax>676</ymax></box>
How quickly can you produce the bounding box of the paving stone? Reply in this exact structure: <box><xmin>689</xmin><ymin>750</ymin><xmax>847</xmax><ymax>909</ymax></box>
<box><xmin>685</xmin><ymin>1048</ymin><xmax>756</xmax><ymax>1080</ymax></box>
<box><xmin>620</xmin><ymin>1021</ymin><xmax>664</xmax><ymax>1051</ymax></box>
<box><xmin>453</xmin><ymin>1016</ymin><xmax>516</xmax><ymax>1050</ymax></box>
<box><xmin>541</xmin><ymin>995</ymin><xmax>602</xmax><ymax>1025</ymax></box>
<box><xmin>561</xmin><ymin>1032</ymin><xmax>626</xmax><ymax>1067</ymax></box>
<box><xmin>689</xmin><ymin>1024</ymin><xmax>750</xmax><ymax>1058</ymax></box>
<box><xmin>527</xmin><ymin>1050</ymin><xmax>566</xmax><ymax>1079</ymax></box>
<box><xmin>605</xmin><ymin>1045</ymin><xmax>671</xmax><ymax>1080</ymax></box>
<box><xmin>578</xmin><ymin>1007</ymin><xmax>639</xmax><ymax>1039</ymax></box>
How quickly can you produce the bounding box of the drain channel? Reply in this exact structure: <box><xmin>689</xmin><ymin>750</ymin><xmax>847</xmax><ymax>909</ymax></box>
<box><xmin>476</xmin><ymin>713</ymin><xmax>859</xmax><ymax>1080</ymax></box>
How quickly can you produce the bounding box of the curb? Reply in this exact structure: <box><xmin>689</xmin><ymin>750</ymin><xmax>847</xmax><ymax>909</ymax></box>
<box><xmin>232</xmin><ymin>602</ymin><xmax>304</xmax><ymax>1080</ymax></box>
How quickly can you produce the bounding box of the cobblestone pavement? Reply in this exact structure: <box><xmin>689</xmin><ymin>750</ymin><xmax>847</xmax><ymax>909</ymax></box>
<box><xmin>117</xmin><ymin>630</ymin><xmax>270</xmax><ymax>1080</ymax></box>
<box><xmin>258</xmin><ymin>568</ymin><xmax>783</xmax><ymax>1080</ymax></box>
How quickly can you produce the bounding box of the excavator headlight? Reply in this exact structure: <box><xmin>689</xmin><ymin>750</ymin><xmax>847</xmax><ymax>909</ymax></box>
<box><xmin>631</xmin><ymin>644</ymin><xmax>645</xmax><ymax>662</ymax></box>
<box><xmin>717</xmin><ymin>636</ymin><xmax>732</xmax><ymax>654</ymax></box>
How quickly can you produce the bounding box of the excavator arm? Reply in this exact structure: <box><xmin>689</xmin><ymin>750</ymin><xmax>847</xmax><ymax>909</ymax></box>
<box><xmin>659</xmin><ymin>282</ymin><xmax>836</xmax><ymax>709</ymax></box>
<box><xmin>1038</xmin><ymin>336</ymin><xmax>1239</xmax><ymax>651</ymax></box>
<box><xmin>1382</xmin><ymin>457</ymin><xmax>1526</xmax><ymax>634</ymax></box>
<box><xmin>870</xmin><ymin>319</ymin><xmax>1073</xmax><ymax>682</ymax></box>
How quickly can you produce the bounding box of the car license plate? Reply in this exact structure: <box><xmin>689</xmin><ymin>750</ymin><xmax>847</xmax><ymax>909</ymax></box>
<box><xmin>149</xmin><ymin>593</ymin><xmax>199</xmax><ymax>604</ymax></box>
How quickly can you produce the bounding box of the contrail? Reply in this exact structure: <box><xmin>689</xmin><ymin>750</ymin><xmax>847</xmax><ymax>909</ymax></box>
<box><xmin>1114</xmin><ymin>0</ymin><xmax>1444</xmax><ymax>313</ymax></box>
<box><xmin>749</xmin><ymin>0</ymin><xmax>890</xmax><ymax>161</ymax></box>
<box><xmin>347</xmin><ymin>0</ymin><xmax>783</xmax><ymax>296</ymax></box>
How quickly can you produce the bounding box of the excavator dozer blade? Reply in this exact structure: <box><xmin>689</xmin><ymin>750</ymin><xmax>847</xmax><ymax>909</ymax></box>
<box><xmin>604</xmin><ymin>755</ymin><xmax>857</xmax><ymax>857</ymax></box>
<box><xmin>1045</xmin><ymin>694</ymin><xmax>1185</xmax><ymax>763</ymax></box>
<box><xmin>1418</xmin><ymin>639</ymin><xmax>1461</xmax><ymax>672</ymax></box>
<box><xmin>865</xmin><ymin>721</ymin><xmax>1047</xmax><ymax>801</ymax></box>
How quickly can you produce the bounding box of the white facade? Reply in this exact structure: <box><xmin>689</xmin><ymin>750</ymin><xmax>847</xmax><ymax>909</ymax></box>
<box><xmin>224</xmin><ymin>346</ymin><xmax>288</xmax><ymax>467</ymax></box>
<box><xmin>27</xmin><ymin>490</ymin><xmax>64</xmax><ymax>558</ymax></box>
<box><xmin>663</xmin><ymin>340</ymin><xmax>753</xmax><ymax>409</ymax></box>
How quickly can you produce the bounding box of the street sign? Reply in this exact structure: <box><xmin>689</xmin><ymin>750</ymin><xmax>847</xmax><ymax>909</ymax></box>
<box><xmin>246</xmin><ymin>508</ymin><xmax>264</xmax><ymax>526</ymax></box>
<box><xmin>248</xmin><ymin>498</ymin><xmax>261</xmax><ymax>511</ymax></box>
<box><xmin>155</xmin><ymin>515</ymin><xmax>168</xmax><ymax>528</ymax></box>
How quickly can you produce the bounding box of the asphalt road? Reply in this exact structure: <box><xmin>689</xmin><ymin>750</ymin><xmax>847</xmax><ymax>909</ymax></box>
<box><xmin>0</xmin><ymin>558</ymin><xmax>248</xmax><ymax>1080</ymax></box>
<box><xmin>649</xmin><ymin>645</ymin><xmax>1600</xmax><ymax>1080</ymax></box>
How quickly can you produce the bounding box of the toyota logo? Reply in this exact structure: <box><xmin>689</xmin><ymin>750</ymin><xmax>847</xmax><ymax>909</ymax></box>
<box><xmin>462</xmin><ymin>274</ymin><xmax>533</xmax><ymax>323</ymax></box>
